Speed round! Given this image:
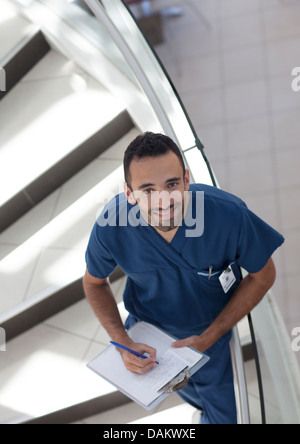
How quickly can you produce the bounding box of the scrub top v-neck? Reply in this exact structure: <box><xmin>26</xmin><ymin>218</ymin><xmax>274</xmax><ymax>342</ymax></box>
<box><xmin>85</xmin><ymin>184</ymin><xmax>284</xmax><ymax>338</ymax></box>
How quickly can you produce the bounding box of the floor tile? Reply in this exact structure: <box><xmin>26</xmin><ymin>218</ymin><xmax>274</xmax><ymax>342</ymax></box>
<box><xmin>219</xmin><ymin>13</ymin><xmax>264</xmax><ymax>52</ymax></box>
<box><xmin>24</xmin><ymin>247</ymin><xmax>85</xmax><ymax>300</ymax></box>
<box><xmin>263</xmin><ymin>5</ymin><xmax>300</xmax><ymax>41</ymax></box>
<box><xmin>270</xmin><ymin>109</ymin><xmax>300</xmax><ymax>150</ymax></box>
<box><xmin>242</xmin><ymin>190</ymin><xmax>281</xmax><ymax>231</ymax></box>
<box><xmin>285</xmin><ymin>274</ymin><xmax>300</xmax><ymax>327</ymax></box>
<box><xmin>168</xmin><ymin>25</ymin><xmax>219</xmax><ymax>62</ymax></box>
<box><xmin>0</xmin><ymin>243</ymin><xmax>41</xmax><ymax>313</ymax></box>
<box><xmin>266</xmin><ymin>35</ymin><xmax>300</xmax><ymax>78</ymax></box>
<box><xmin>278</xmin><ymin>185</ymin><xmax>300</xmax><ymax>232</ymax></box>
<box><xmin>226</xmin><ymin>114</ymin><xmax>271</xmax><ymax>158</ymax></box>
<box><xmin>178</xmin><ymin>53</ymin><xmax>221</xmax><ymax>94</ymax></box>
<box><xmin>189</xmin><ymin>0</ymin><xmax>218</xmax><ymax>22</ymax></box>
<box><xmin>217</xmin><ymin>0</ymin><xmax>262</xmax><ymax>18</ymax></box>
<box><xmin>280</xmin><ymin>229</ymin><xmax>300</xmax><ymax>275</ymax></box>
<box><xmin>183</xmin><ymin>87</ymin><xmax>224</xmax><ymax>127</ymax></box>
<box><xmin>82</xmin><ymin>334</ymin><xmax>109</xmax><ymax>364</ymax></box>
<box><xmin>0</xmin><ymin>190</ymin><xmax>60</xmax><ymax>246</ymax></box>
<box><xmin>223</xmin><ymin>45</ymin><xmax>265</xmax><ymax>85</ymax></box>
<box><xmin>269</xmin><ymin>73</ymin><xmax>300</xmax><ymax>113</ymax></box>
<box><xmin>227</xmin><ymin>151</ymin><xmax>276</xmax><ymax>197</ymax></box>
<box><xmin>224</xmin><ymin>79</ymin><xmax>268</xmax><ymax>122</ymax></box>
<box><xmin>45</xmin><ymin>298</ymin><xmax>100</xmax><ymax>342</ymax></box>
<box><xmin>274</xmin><ymin>145</ymin><xmax>300</xmax><ymax>189</ymax></box>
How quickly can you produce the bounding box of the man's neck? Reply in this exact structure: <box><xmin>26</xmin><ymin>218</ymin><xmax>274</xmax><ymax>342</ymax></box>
<box><xmin>153</xmin><ymin>225</ymin><xmax>180</xmax><ymax>244</ymax></box>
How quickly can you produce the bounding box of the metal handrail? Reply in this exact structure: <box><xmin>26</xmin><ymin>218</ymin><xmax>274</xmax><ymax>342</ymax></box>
<box><xmin>230</xmin><ymin>326</ymin><xmax>250</xmax><ymax>424</ymax></box>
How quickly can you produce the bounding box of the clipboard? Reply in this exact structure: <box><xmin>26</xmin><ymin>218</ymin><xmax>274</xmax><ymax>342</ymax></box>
<box><xmin>87</xmin><ymin>321</ymin><xmax>210</xmax><ymax>410</ymax></box>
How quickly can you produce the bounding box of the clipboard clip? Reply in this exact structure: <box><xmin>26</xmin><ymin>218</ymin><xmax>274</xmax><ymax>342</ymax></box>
<box><xmin>159</xmin><ymin>368</ymin><xmax>191</xmax><ymax>394</ymax></box>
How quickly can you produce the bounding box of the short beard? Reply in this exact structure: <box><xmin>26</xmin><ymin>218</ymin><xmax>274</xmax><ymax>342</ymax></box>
<box><xmin>148</xmin><ymin>201</ymin><xmax>185</xmax><ymax>232</ymax></box>
<box><xmin>131</xmin><ymin>189</ymin><xmax>188</xmax><ymax>232</ymax></box>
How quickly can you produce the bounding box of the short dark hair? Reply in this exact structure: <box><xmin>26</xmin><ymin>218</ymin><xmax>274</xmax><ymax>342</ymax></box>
<box><xmin>123</xmin><ymin>132</ymin><xmax>185</xmax><ymax>187</ymax></box>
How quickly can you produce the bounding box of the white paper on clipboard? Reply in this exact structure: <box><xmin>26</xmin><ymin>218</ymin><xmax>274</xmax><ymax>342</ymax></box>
<box><xmin>87</xmin><ymin>322</ymin><xmax>210</xmax><ymax>410</ymax></box>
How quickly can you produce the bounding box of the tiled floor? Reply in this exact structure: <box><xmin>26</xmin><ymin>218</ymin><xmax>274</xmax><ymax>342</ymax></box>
<box><xmin>0</xmin><ymin>0</ymin><xmax>300</xmax><ymax>425</ymax></box>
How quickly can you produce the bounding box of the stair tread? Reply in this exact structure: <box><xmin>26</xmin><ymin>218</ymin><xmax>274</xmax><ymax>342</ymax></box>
<box><xmin>0</xmin><ymin>272</ymin><xmax>127</xmax><ymax>423</ymax></box>
<box><xmin>0</xmin><ymin>49</ymin><xmax>126</xmax><ymax>207</ymax></box>
<box><xmin>0</xmin><ymin>127</ymin><xmax>139</xmax><ymax>315</ymax></box>
<box><xmin>0</xmin><ymin>0</ymin><xmax>34</xmax><ymax>61</ymax></box>
<box><xmin>0</xmin><ymin>321</ymin><xmax>115</xmax><ymax>423</ymax></box>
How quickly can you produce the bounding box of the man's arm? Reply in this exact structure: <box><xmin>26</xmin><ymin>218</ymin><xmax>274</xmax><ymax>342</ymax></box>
<box><xmin>172</xmin><ymin>258</ymin><xmax>276</xmax><ymax>352</ymax></box>
<box><xmin>83</xmin><ymin>269</ymin><xmax>157</xmax><ymax>373</ymax></box>
<box><xmin>83</xmin><ymin>269</ymin><xmax>128</xmax><ymax>342</ymax></box>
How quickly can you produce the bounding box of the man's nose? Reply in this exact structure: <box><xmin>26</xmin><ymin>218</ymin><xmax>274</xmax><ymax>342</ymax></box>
<box><xmin>151</xmin><ymin>190</ymin><xmax>172</xmax><ymax>209</ymax></box>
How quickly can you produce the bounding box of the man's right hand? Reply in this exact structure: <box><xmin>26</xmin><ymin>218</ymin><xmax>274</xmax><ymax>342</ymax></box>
<box><xmin>118</xmin><ymin>341</ymin><xmax>158</xmax><ymax>374</ymax></box>
<box><xmin>82</xmin><ymin>271</ymin><xmax>157</xmax><ymax>374</ymax></box>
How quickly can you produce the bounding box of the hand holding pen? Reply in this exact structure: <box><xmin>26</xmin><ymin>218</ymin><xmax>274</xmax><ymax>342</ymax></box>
<box><xmin>110</xmin><ymin>340</ymin><xmax>158</xmax><ymax>374</ymax></box>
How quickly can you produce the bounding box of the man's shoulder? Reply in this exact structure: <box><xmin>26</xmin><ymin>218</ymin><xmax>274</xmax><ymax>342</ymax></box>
<box><xmin>190</xmin><ymin>183</ymin><xmax>245</xmax><ymax>209</ymax></box>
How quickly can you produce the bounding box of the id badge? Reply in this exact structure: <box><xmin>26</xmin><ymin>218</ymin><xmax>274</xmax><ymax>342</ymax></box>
<box><xmin>219</xmin><ymin>266</ymin><xmax>236</xmax><ymax>293</ymax></box>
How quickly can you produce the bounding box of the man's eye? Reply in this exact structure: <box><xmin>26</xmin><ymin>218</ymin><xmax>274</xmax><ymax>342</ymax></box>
<box><xmin>168</xmin><ymin>182</ymin><xmax>178</xmax><ymax>188</ymax></box>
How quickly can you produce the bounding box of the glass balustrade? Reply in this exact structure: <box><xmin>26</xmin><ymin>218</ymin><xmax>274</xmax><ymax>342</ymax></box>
<box><xmin>1</xmin><ymin>0</ymin><xmax>299</xmax><ymax>424</ymax></box>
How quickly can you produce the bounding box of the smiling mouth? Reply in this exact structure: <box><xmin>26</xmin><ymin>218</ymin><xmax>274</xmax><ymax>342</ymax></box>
<box><xmin>152</xmin><ymin>206</ymin><xmax>175</xmax><ymax>220</ymax></box>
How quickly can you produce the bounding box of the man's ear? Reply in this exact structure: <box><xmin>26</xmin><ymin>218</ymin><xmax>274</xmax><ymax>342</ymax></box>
<box><xmin>184</xmin><ymin>169</ymin><xmax>190</xmax><ymax>191</ymax></box>
<box><xmin>124</xmin><ymin>182</ymin><xmax>136</xmax><ymax>205</ymax></box>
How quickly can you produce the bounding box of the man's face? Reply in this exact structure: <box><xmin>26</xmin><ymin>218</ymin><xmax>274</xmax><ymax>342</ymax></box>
<box><xmin>124</xmin><ymin>151</ymin><xmax>190</xmax><ymax>232</ymax></box>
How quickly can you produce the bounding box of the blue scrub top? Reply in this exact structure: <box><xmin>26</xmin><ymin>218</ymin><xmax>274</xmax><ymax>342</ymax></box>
<box><xmin>85</xmin><ymin>184</ymin><xmax>284</xmax><ymax>338</ymax></box>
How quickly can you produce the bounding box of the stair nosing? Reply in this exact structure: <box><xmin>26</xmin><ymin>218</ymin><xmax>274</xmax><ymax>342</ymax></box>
<box><xmin>0</xmin><ymin>111</ymin><xmax>134</xmax><ymax>233</ymax></box>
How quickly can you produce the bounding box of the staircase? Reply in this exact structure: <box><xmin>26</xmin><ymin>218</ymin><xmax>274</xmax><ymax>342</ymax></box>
<box><xmin>0</xmin><ymin>0</ymin><xmax>266</xmax><ymax>425</ymax></box>
<box><xmin>2</xmin><ymin>0</ymin><xmax>299</xmax><ymax>425</ymax></box>
<box><xmin>0</xmin><ymin>0</ymin><xmax>142</xmax><ymax>423</ymax></box>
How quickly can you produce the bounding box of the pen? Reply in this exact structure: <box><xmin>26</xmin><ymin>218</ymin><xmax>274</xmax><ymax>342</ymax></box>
<box><xmin>110</xmin><ymin>341</ymin><xmax>159</xmax><ymax>364</ymax></box>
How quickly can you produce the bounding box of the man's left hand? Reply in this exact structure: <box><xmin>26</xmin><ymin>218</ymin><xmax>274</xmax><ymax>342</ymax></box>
<box><xmin>172</xmin><ymin>335</ymin><xmax>211</xmax><ymax>353</ymax></box>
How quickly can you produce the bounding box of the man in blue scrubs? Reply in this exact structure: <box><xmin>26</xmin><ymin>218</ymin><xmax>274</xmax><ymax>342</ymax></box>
<box><xmin>83</xmin><ymin>132</ymin><xmax>284</xmax><ymax>424</ymax></box>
